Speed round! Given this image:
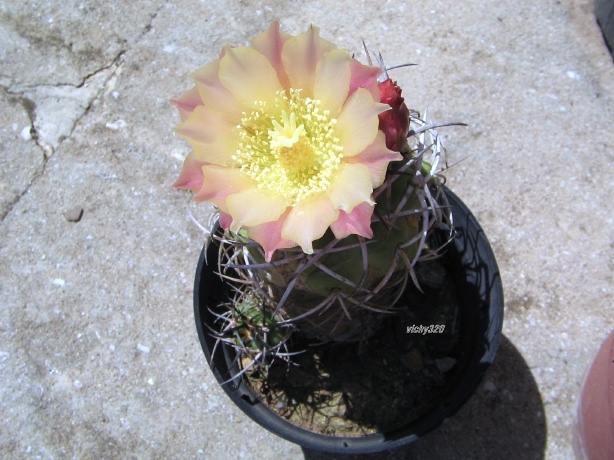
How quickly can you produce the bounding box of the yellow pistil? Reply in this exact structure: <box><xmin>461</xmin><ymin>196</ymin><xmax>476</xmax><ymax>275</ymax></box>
<box><xmin>269</xmin><ymin>111</ymin><xmax>305</xmax><ymax>149</ymax></box>
<box><xmin>234</xmin><ymin>90</ymin><xmax>344</xmax><ymax>205</ymax></box>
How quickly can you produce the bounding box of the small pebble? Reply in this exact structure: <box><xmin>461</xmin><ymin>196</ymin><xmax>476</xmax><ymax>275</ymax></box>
<box><xmin>64</xmin><ymin>206</ymin><xmax>84</xmax><ymax>222</ymax></box>
<box><xmin>415</xmin><ymin>259</ymin><xmax>447</xmax><ymax>288</ymax></box>
<box><xmin>483</xmin><ymin>380</ymin><xmax>497</xmax><ymax>393</ymax></box>
<box><xmin>105</xmin><ymin>119</ymin><xmax>126</xmax><ymax>130</ymax></box>
<box><xmin>20</xmin><ymin>126</ymin><xmax>32</xmax><ymax>141</ymax></box>
<box><xmin>435</xmin><ymin>357</ymin><xmax>457</xmax><ymax>373</ymax></box>
<box><xmin>275</xmin><ymin>394</ymin><xmax>288</xmax><ymax>409</ymax></box>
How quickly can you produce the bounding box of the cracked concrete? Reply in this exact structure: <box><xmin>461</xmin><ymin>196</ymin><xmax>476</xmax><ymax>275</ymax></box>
<box><xmin>11</xmin><ymin>59</ymin><xmax>123</xmax><ymax>157</ymax></box>
<box><xmin>0</xmin><ymin>92</ymin><xmax>45</xmax><ymax>220</ymax></box>
<box><xmin>1</xmin><ymin>0</ymin><xmax>614</xmax><ymax>459</ymax></box>
<box><xmin>0</xmin><ymin>56</ymin><xmax>124</xmax><ymax>220</ymax></box>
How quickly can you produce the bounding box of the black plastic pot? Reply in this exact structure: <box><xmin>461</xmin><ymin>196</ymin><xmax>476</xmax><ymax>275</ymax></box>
<box><xmin>194</xmin><ymin>188</ymin><xmax>504</xmax><ymax>454</ymax></box>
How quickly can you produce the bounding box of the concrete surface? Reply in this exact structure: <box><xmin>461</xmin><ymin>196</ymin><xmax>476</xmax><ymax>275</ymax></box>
<box><xmin>1</xmin><ymin>0</ymin><xmax>613</xmax><ymax>458</ymax></box>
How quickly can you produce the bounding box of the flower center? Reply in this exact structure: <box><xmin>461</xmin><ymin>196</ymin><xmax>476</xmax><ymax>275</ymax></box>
<box><xmin>234</xmin><ymin>90</ymin><xmax>343</xmax><ymax>206</ymax></box>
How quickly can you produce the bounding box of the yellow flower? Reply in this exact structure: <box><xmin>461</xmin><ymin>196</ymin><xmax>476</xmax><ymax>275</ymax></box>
<box><xmin>173</xmin><ymin>21</ymin><xmax>402</xmax><ymax>261</ymax></box>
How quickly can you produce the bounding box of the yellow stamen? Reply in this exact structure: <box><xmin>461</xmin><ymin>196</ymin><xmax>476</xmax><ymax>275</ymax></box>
<box><xmin>234</xmin><ymin>90</ymin><xmax>343</xmax><ymax>205</ymax></box>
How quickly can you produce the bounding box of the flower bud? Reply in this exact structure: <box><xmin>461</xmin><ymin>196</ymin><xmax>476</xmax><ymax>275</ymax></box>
<box><xmin>378</xmin><ymin>79</ymin><xmax>410</xmax><ymax>153</ymax></box>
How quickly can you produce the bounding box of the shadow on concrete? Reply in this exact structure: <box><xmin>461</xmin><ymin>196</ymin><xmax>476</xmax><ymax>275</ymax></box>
<box><xmin>301</xmin><ymin>335</ymin><xmax>546</xmax><ymax>460</ymax></box>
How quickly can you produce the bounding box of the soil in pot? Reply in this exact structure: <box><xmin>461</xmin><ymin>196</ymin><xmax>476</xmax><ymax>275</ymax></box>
<box><xmin>238</xmin><ymin>251</ymin><xmax>466</xmax><ymax>437</ymax></box>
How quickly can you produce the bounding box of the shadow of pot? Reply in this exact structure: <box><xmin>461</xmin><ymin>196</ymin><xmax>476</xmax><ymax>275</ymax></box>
<box><xmin>193</xmin><ymin>188</ymin><xmax>504</xmax><ymax>454</ymax></box>
<box><xmin>574</xmin><ymin>328</ymin><xmax>614</xmax><ymax>460</ymax></box>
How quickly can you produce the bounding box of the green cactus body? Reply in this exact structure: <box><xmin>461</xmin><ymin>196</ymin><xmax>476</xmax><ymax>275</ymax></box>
<box><xmin>231</xmin><ymin>294</ymin><xmax>287</xmax><ymax>351</ymax></box>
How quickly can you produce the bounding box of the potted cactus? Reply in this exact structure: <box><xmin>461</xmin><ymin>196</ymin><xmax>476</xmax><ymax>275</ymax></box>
<box><xmin>173</xmin><ymin>21</ymin><xmax>503</xmax><ymax>453</ymax></box>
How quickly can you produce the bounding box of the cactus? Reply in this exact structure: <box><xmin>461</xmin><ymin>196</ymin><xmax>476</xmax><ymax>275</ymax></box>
<box><xmin>212</xmin><ymin>86</ymin><xmax>456</xmax><ymax>344</ymax></box>
<box><xmin>206</xmin><ymin>287</ymin><xmax>295</xmax><ymax>381</ymax></box>
<box><xmin>173</xmin><ymin>22</ymin><xmax>463</xmax><ymax>376</ymax></box>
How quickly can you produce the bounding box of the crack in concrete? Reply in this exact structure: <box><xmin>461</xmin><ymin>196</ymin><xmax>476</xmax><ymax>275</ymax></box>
<box><xmin>48</xmin><ymin>51</ymin><xmax>126</xmax><ymax>153</ymax></box>
<box><xmin>0</xmin><ymin>87</ymin><xmax>47</xmax><ymax>223</ymax></box>
<box><xmin>8</xmin><ymin>52</ymin><xmax>125</xmax><ymax>157</ymax></box>
<box><xmin>0</xmin><ymin>92</ymin><xmax>46</xmax><ymax>223</ymax></box>
<box><xmin>8</xmin><ymin>51</ymin><xmax>126</xmax><ymax>95</ymax></box>
<box><xmin>138</xmin><ymin>5</ymin><xmax>164</xmax><ymax>41</ymax></box>
<box><xmin>0</xmin><ymin>51</ymin><xmax>125</xmax><ymax>223</ymax></box>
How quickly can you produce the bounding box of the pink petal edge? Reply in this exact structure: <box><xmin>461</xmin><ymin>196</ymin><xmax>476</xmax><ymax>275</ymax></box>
<box><xmin>330</xmin><ymin>202</ymin><xmax>375</xmax><ymax>240</ymax></box>
<box><xmin>219</xmin><ymin>211</ymin><xmax>232</xmax><ymax>229</ymax></box>
<box><xmin>349</xmin><ymin>59</ymin><xmax>381</xmax><ymax>100</ymax></box>
<box><xmin>171</xmin><ymin>87</ymin><xmax>203</xmax><ymax>121</ymax></box>
<box><xmin>247</xmin><ymin>209</ymin><xmax>297</xmax><ymax>262</ymax></box>
<box><xmin>173</xmin><ymin>152</ymin><xmax>206</xmax><ymax>192</ymax></box>
<box><xmin>347</xmin><ymin>131</ymin><xmax>403</xmax><ymax>187</ymax></box>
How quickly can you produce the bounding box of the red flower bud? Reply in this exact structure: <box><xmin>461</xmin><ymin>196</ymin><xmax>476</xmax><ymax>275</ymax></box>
<box><xmin>378</xmin><ymin>79</ymin><xmax>410</xmax><ymax>153</ymax></box>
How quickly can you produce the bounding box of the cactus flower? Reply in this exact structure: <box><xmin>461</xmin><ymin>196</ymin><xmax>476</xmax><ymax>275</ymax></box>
<box><xmin>173</xmin><ymin>21</ymin><xmax>403</xmax><ymax>261</ymax></box>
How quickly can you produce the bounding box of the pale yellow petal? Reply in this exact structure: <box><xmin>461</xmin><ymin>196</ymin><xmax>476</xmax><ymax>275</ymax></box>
<box><xmin>218</xmin><ymin>45</ymin><xmax>284</xmax><ymax>109</ymax></box>
<box><xmin>281</xmin><ymin>25</ymin><xmax>337</xmax><ymax>97</ymax></box>
<box><xmin>190</xmin><ymin>54</ymin><xmax>246</xmax><ymax>124</ymax></box>
<box><xmin>328</xmin><ymin>163</ymin><xmax>375</xmax><ymax>213</ymax></box>
<box><xmin>282</xmin><ymin>197</ymin><xmax>339</xmax><ymax>254</ymax></box>
<box><xmin>196</xmin><ymin>165</ymin><xmax>255</xmax><ymax>209</ymax></box>
<box><xmin>249</xmin><ymin>20</ymin><xmax>291</xmax><ymax>89</ymax></box>
<box><xmin>335</xmin><ymin>88</ymin><xmax>389</xmax><ymax>157</ymax></box>
<box><xmin>348</xmin><ymin>131</ymin><xmax>403</xmax><ymax>187</ymax></box>
<box><xmin>313</xmin><ymin>49</ymin><xmax>351</xmax><ymax>116</ymax></box>
<box><xmin>174</xmin><ymin>106</ymin><xmax>237</xmax><ymax>166</ymax></box>
<box><xmin>226</xmin><ymin>188</ymin><xmax>289</xmax><ymax>231</ymax></box>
